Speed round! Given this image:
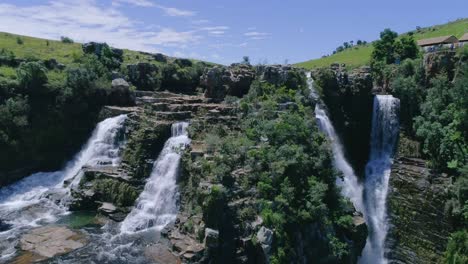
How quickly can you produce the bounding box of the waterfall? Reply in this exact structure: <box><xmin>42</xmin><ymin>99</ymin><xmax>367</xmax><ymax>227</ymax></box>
<box><xmin>0</xmin><ymin>114</ymin><xmax>127</xmax><ymax>260</ymax></box>
<box><xmin>120</xmin><ymin>122</ymin><xmax>190</xmax><ymax>233</ymax></box>
<box><xmin>361</xmin><ymin>95</ymin><xmax>400</xmax><ymax>264</ymax></box>
<box><xmin>307</xmin><ymin>73</ymin><xmax>364</xmax><ymax>212</ymax></box>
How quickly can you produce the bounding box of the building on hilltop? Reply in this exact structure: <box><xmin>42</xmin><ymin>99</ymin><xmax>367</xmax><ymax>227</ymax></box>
<box><xmin>417</xmin><ymin>35</ymin><xmax>459</xmax><ymax>52</ymax></box>
<box><xmin>459</xmin><ymin>33</ymin><xmax>468</xmax><ymax>46</ymax></box>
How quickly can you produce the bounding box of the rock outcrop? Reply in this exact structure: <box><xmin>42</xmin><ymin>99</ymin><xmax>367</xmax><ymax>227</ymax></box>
<box><xmin>127</xmin><ymin>62</ymin><xmax>161</xmax><ymax>91</ymax></box>
<box><xmin>256</xmin><ymin>64</ymin><xmax>305</xmax><ymax>88</ymax></box>
<box><xmin>387</xmin><ymin>157</ymin><xmax>452</xmax><ymax>263</ymax></box>
<box><xmin>201</xmin><ymin>64</ymin><xmax>256</xmax><ymax>100</ymax></box>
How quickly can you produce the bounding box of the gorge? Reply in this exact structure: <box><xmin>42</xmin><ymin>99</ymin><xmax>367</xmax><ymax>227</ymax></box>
<box><xmin>0</xmin><ymin>24</ymin><xmax>466</xmax><ymax>263</ymax></box>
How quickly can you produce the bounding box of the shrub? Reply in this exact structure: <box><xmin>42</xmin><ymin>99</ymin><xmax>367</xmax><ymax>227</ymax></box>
<box><xmin>60</xmin><ymin>36</ymin><xmax>74</xmax><ymax>44</ymax></box>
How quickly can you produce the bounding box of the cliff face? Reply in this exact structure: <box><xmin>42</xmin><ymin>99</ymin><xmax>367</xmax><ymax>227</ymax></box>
<box><xmin>312</xmin><ymin>65</ymin><xmax>374</xmax><ymax>175</ymax></box>
<box><xmin>386</xmin><ymin>157</ymin><xmax>452</xmax><ymax>263</ymax></box>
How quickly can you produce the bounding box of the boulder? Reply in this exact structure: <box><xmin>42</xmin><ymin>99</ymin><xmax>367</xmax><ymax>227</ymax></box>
<box><xmin>204</xmin><ymin>228</ymin><xmax>219</xmax><ymax>248</ymax></box>
<box><xmin>108</xmin><ymin>78</ymin><xmax>136</xmax><ymax>106</ymax></box>
<box><xmin>82</xmin><ymin>42</ymin><xmax>123</xmax><ymax>68</ymax></box>
<box><xmin>98</xmin><ymin>202</ymin><xmax>118</xmax><ymax>215</ymax></box>
<box><xmin>145</xmin><ymin>244</ymin><xmax>181</xmax><ymax>264</ymax></box>
<box><xmin>19</xmin><ymin>226</ymin><xmax>87</xmax><ymax>261</ymax></box>
<box><xmin>112</xmin><ymin>78</ymin><xmax>129</xmax><ymax>89</ymax></box>
<box><xmin>170</xmin><ymin>230</ymin><xmax>204</xmax><ymax>261</ymax></box>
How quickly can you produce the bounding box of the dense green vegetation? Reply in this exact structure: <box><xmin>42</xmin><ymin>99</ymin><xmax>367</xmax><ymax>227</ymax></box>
<box><xmin>0</xmin><ymin>51</ymin><xmax>117</xmax><ymax>179</ymax></box>
<box><xmin>183</xmin><ymin>76</ymin><xmax>364</xmax><ymax>263</ymax></box>
<box><xmin>296</xmin><ymin>18</ymin><xmax>468</xmax><ymax>69</ymax></box>
<box><xmin>388</xmin><ymin>47</ymin><xmax>468</xmax><ymax>263</ymax></box>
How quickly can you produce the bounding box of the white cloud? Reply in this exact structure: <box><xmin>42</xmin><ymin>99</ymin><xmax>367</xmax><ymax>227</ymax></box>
<box><xmin>191</xmin><ymin>19</ymin><xmax>210</xmax><ymax>25</ymax></box>
<box><xmin>244</xmin><ymin>32</ymin><xmax>270</xmax><ymax>37</ymax></box>
<box><xmin>244</xmin><ymin>31</ymin><xmax>271</xmax><ymax>40</ymax></box>
<box><xmin>156</xmin><ymin>5</ymin><xmax>196</xmax><ymax>17</ymax></box>
<box><xmin>199</xmin><ymin>26</ymin><xmax>229</xmax><ymax>31</ymax></box>
<box><xmin>209</xmin><ymin>31</ymin><xmax>225</xmax><ymax>35</ymax></box>
<box><xmin>197</xmin><ymin>26</ymin><xmax>229</xmax><ymax>36</ymax></box>
<box><xmin>0</xmin><ymin>1</ymin><xmax>199</xmax><ymax>52</ymax></box>
<box><xmin>114</xmin><ymin>0</ymin><xmax>155</xmax><ymax>7</ymax></box>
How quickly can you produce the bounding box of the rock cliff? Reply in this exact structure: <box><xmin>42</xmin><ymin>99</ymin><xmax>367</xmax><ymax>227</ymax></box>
<box><xmin>386</xmin><ymin>157</ymin><xmax>452</xmax><ymax>263</ymax></box>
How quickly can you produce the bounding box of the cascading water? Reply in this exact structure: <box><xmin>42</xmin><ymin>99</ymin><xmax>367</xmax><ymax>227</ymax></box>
<box><xmin>307</xmin><ymin>73</ymin><xmax>364</xmax><ymax>212</ymax></box>
<box><xmin>120</xmin><ymin>122</ymin><xmax>190</xmax><ymax>233</ymax></box>
<box><xmin>0</xmin><ymin>114</ymin><xmax>127</xmax><ymax>261</ymax></box>
<box><xmin>360</xmin><ymin>95</ymin><xmax>400</xmax><ymax>264</ymax></box>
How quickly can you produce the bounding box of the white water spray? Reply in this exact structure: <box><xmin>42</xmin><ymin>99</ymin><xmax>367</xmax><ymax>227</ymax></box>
<box><xmin>120</xmin><ymin>122</ymin><xmax>190</xmax><ymax>233</ymax></box>
<box><xmin>307</xmin><ymin>73</ymin><xmax>364</xmax><ymax>212</ymax></box>
<box><xmin>360</xmin><ymin>95</ymin><xmax>400</xmax><ymax>264</ymax></box>
<box><xmin>0</xmin><ymin>114</ymin><xmax>127</xmax><ymax>260</ymax></box>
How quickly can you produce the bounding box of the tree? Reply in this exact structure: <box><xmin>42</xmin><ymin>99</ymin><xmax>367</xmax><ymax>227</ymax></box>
<box><xmin>395</xmin><ymin>35</ymin><xmax>419</xmax><ymax>61</ymax></box>
<box><xmin>371</xmin><ymin>28</ymin><xmax>398</xmax><ymax>64</ymax></box>
<box><xmin>357</xmin><ymin>40</ymin><xmax>363</xmax><ymax>45</ymax></box>
<box><xmin>242</xmin><ymin>56</ymin><xmax>250</xmax><ymax>65</ymax></box>
<box><xmin>60</xmin><ymin>36</ymin><xmax>74</xmax><ymax>44</ymax></box>
<box><xmin>16</xmin><ymin>62</ymin><xmax>48</xmax><ymax>95</ymax></box>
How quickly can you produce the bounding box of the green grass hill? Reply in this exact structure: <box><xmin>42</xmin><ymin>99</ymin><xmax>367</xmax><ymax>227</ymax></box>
<box><xmin>295</xmin><ymin>18</ymin><xmax>468</xmax><ymax>69</ymax></box>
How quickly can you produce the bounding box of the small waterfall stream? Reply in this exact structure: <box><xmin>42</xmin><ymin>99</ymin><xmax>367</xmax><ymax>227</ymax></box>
<box><xmin>0</xmin><ymin>114</ymin><xmax>127</xmax><ymax>261</ymax></box>
<box><xmin>307</xmin><ymin>73</ymin><xmax>364</xmax><ymax>212</ymax></box>
<box><xmin>361</xmin><ymin>95</ymin><xmax>400</xmax><ymax>264</ymax></box>
<box><xmin>120</xmin><ymin>122</ymin><xmax>190</xmax><ymax>233</ymax></box>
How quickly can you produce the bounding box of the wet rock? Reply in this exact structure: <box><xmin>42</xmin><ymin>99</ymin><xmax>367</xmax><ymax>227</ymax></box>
<box><xmin>256</xmin><ymin>226</ymin><xmax>273</xmax><ymax>256</ymax></box>
<box><xmin>19</xmin><ymin>226</ymin><xmax>87</xmax><ymax>261</ymax></box>
<box><xmin>169</xmin><ymin>230</ymin><xmax>204</xmax><ymax>261</ymax></box>
<box><xmin>0</xmin><ymin>219</ymin><xmax>11</xmax><ymax>232</ymax></box>
<box><xmin>99</xmin><ymin>105</ymin><xmax>141</xmax><ymax>120</ymax></box>
<box><xmin>204</xmin><ymin>228</ymin><xmax>219</xmax><ymax>248</ymax></box>
<box><xmin>98</xmin><ymin>202</ymin><xmax>117</xmax><ymax>215</ymax></box>
<box><xmin>145</xmin><ymin>244</ymin><xmax>181</xmax><ymax>264</ymax></box>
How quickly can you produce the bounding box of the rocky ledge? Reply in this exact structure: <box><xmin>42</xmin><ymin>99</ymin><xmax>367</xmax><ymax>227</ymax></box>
<box><xmin>14</xmin><ymin>226</ymin><xmax>88</xmax><ymax>263</ymax></box>
<box><xmin>387</xmin><ymin>157</ymin><xmax>452</xmax><ymax>264</ymax></box>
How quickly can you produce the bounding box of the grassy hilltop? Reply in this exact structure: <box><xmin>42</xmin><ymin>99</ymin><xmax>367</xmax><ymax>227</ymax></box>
<box><xmin>295</xmin><ymin>18</ymin><xmax>468</xmax><ymax>69</ymax></box>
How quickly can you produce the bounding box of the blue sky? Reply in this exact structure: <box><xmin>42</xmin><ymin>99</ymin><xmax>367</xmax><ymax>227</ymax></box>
<box><xmin>0</xmin><ymin>0</ymin><xmax>467</xmax><ymax>64</ymax></box>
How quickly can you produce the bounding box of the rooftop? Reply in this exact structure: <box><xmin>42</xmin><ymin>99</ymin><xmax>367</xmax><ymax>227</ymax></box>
<box><xmin>459</xmin><ymin>33</ymin><xmax>468</xmax><ymax>42</ymax></box>
<box><xmin>417</xmin><ymin>35</ymin><xmax>458</xmax><ymax>46</ymax></box>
